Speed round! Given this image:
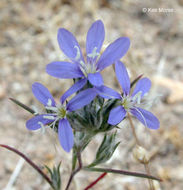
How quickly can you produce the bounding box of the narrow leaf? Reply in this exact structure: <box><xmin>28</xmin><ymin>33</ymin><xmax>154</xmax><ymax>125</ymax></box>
<box><xmin>130</xmin><ymin>74</ymin><xmax>143</xmax><ymax>88</ymax></box>
<box><xmin>9</xmin><ymin>98</ymin><xmax>35</xmax><ymax>114</ymax></box>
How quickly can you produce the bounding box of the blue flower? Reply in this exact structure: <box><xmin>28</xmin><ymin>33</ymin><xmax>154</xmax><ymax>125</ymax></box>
<box><xmin>26</xmin><ymin>82</ymin><xmax>97</xmax><ymax>152</ymax></box>
<box><xmin>46</xmin><ymin>20</ymin><xmax>130</xmax><ymax>103</ymax></box>
<box><xmin>96</xmin><ymin>61</ymin><xmax>160</xmax><ymax>129</ymax></box>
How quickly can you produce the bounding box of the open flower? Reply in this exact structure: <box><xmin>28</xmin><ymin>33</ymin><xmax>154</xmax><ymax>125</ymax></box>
<box><xmin>26</xmin><ymin>82</ymin><xmax>97</xmax><ymax>152</ymax></box>
<box><xmin>46</xmin><ymin>20</ymin><xmax>130</xmax><ymax>103</ymax></box>
<box><xmin>96</xmin><ymin>61</ymin><xmax>160</xmax><ymax>129</ymax></box>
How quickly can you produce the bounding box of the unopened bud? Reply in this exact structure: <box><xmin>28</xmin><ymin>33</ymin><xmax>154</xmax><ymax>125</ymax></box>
<box><xmin>133</xmin><ymin>145</ymin><xmax>150</xmax><ymax>164</ymax></box>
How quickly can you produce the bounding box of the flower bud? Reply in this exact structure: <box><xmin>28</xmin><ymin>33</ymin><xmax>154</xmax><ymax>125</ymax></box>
<box><xmin>133</xmin><ymin>145</ymin><xmax>150</xmax><ymax>164</ymax></box>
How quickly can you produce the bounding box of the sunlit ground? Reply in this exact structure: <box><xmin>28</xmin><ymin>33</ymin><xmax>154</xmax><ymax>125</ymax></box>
<box><xmin>0</xmin><ymin>0</ymin><xmax>183</xmax><ymax>189</ymax></box>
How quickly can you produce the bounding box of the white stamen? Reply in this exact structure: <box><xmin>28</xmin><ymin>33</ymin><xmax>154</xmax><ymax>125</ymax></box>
<box><xmin>79</xmin><ymin>60</ymin><xmax>98</xmax><ymax>76</ymax></box>
<box><xmin>45</xmin><ymin>106</ymin><xmax>58</xmax><ymax>112</ymax></box>
<box><xmin>43</xmin><ymin>115</ymin><xmax>55</xmax><ymax>120</ymax></box>
<box><xmin>79</xmin><ymin>60</ymin><xmax>87</xmax><ymax>77</ymax></box>
<box><xmin>134</xmin><ymin>107</ymin><xmax>148</xmax><ymax>128</ymax></box>
<box><xmin>79</xmin><ymin>60</ymin><xmax>85</xmax><ymax>67</ymax></box>
<box><xmin>47</xmin><ymin>118</ymin><xmax>59</xmax><ymax>131</ymax></box>
<box><xmin>77</xmin><ymin>47</ymin><xmax>100</xmax><ymax>77</ymax></box>
<box><xmin>87</xmin><ymin>47</ymin><xmax>100</xmax><ymax>59</ymax></box>
<box><xmin>74</xmin><ymin>46</ymin><xmax>81</xmax><ymax>61</ymax></box>
<box><xmin>132</xmin><ymin>91</ymin><xmax>142</xmax><ymax>104</ymax></box>
<box><xmin>38</xmin><ymin>121</ymin><xmax>46</xmax><ymax>134</ymax></box>
<box><xmin>47</xmin><ymin>99</ymin><xmax>52</xmax><ymax>106</ymax></box>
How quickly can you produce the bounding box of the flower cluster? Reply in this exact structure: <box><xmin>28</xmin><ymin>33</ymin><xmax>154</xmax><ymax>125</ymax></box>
<box><xmin>26</xmin><ymin>20</ymin><xmax>159</xmax><ymax>153</ymax></box>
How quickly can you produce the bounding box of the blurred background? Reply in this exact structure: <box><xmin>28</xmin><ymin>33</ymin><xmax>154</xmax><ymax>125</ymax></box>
<box><xmin>0</xmin><ymin>0</ymin><xmax>183</xmax><ymax>189</ymax></box>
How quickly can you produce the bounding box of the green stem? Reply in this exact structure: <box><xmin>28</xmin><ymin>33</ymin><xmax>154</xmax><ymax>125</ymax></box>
<box><xmin>72</xmin><ymin>150</ymin><xmax>77</xmax><ymax>171</ymax></box>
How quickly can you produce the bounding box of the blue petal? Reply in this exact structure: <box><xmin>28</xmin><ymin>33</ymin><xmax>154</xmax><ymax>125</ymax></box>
<box><xmin>57</xmin><ymin>28</ymin><xmax>84</xmax><ymax>62</ymax></box>
<box><xmin>130</xmin><ymin>107</ymin><xmax>160</xmax><ymax>129</ymax></box>
<box><xmin>108</xmin><ymin>106</ymin><xmax>126</xmax><ymax>125</ymax></box>
<box><xmin>46</xmin><ymin>61</ymin><xmax>84</xmax><ymax>79</ymax></box>
<box><xmin>66</xmin><ymin>88</ymin><xmax>97</xmax><ymax>111</ymax></box>
<box><xmin>32</xmin><ymin>82</ymin><xmax>55</xmax><ymax>106</ymax></box>
<box><xmin>132</xmin><ymin>78</ymin><xmax>151</xmax><ymax>98</ymax></box>
<box><xmin>86</xmin><ymin>20</ymin><xmax>105</xmax><ymax>62</ymax></box>
<box><xmin>97</xmin><ymin>37</ymin><xmax>130</xmax><ymax>70</ymax></box>
<box><xmin>88</xmin><ymin>72</ymin><xmax>103</xmax><ymax>87</ymax></box>
<box><xmin>61</xmin><ymin>78</ymin><xmax>87</xmax><ymax>104</ymax></box>
<box><xmin>95</xmin><ymin>85</ymin><xmax>121</xmax><ymax>99</ymax></box>
<box><xmin>115</xmin><ymin>61</ymin><xmax>130</xmax><ymax>95</ymax></box>
<box><xmin>26</xmin><ymin>114</ymin><xmax>55</xmax><ymax>130</ymax></box>
<box><xmin>58</xmin><ymin>119</ymin><xmax>74</xmax><ymax>152</ymax></box>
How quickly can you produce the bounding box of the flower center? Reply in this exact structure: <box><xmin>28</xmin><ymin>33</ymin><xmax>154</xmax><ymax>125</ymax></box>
<box><xmin>79</xmin><ymin>60</ymin><xmax>97</xmax><ymax>77</ymax></box>
<box><xmin>74</xmin><ymin>46</ymin><xmax>100</xmax><ymax>77</ymax></box>
<box><xmin>121</xmin><ymin>95</ymin><xmax>134</xmax><ymax>111</ymax></box>
<box><xmin>121</xmin><ymin>91</ymin><xmax>143</xmax><ymax>111</ymax></box>
<box><xmin>57</xmin><ymin>107</ymin><xmax>66</xmax><ymax>119</ymax></box>
<box><xmin>45</xmin><ymin>100</ymin><xmax>67</xmax><ymax>119</ymax></box>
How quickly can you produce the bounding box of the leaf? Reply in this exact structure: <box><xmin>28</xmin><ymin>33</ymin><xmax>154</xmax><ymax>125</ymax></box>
<box><xmin>9</xmin><ymin>98</ymin><xmax>36</xmax><ymax>114</ymax></box>
<box><xmin>130</xmin><ymin>74</ymin><xmax>143</xmax><ymax>88</ymax></box>
<box><xmin>87</xmin><ymin>132</ymin><xmax>120</xmax><ymax>167</ymax></box>
<box><xmin>45</xmin><ymin>162</ymin><xmax>62</xmax><ymax>190</ymax></box>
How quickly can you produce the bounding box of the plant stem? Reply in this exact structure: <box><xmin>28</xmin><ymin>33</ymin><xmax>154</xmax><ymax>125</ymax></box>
<box><xmin>65</xmin><ymin>151</ymin><xmax>82</xmax><ymax>190</ymax></box>
<box><xmin>72</xmin><ymin>150</ymin><xmax>77</xmax><ymax>171</ymax></box>
<box><xmin>84</xmin><ymin>167</ymin><xmax>161</xmax><ymax>181</ymax></box>
<box><xmin>145</xmin><ymin>163</ymin><xmax>155</xmax><ymax>190</ymax></box>
<box><xmin>84</xmin><ymin>172</ymin><xmax>107</xmax><ymax>190</ymax></box>
<box><xmin>127</xmin><ymin>113</ymin><xmax>155</xmax><ymax>190</ymax></box>
<box><xmin>128</xmin><ymin>113</ymin><xmax>140</xmax><ymax>145</ymax></box>
<box><xmin>0</xmin><ymin>144</ymin><xmax>54</xmax><ymax>189</ymax></box>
